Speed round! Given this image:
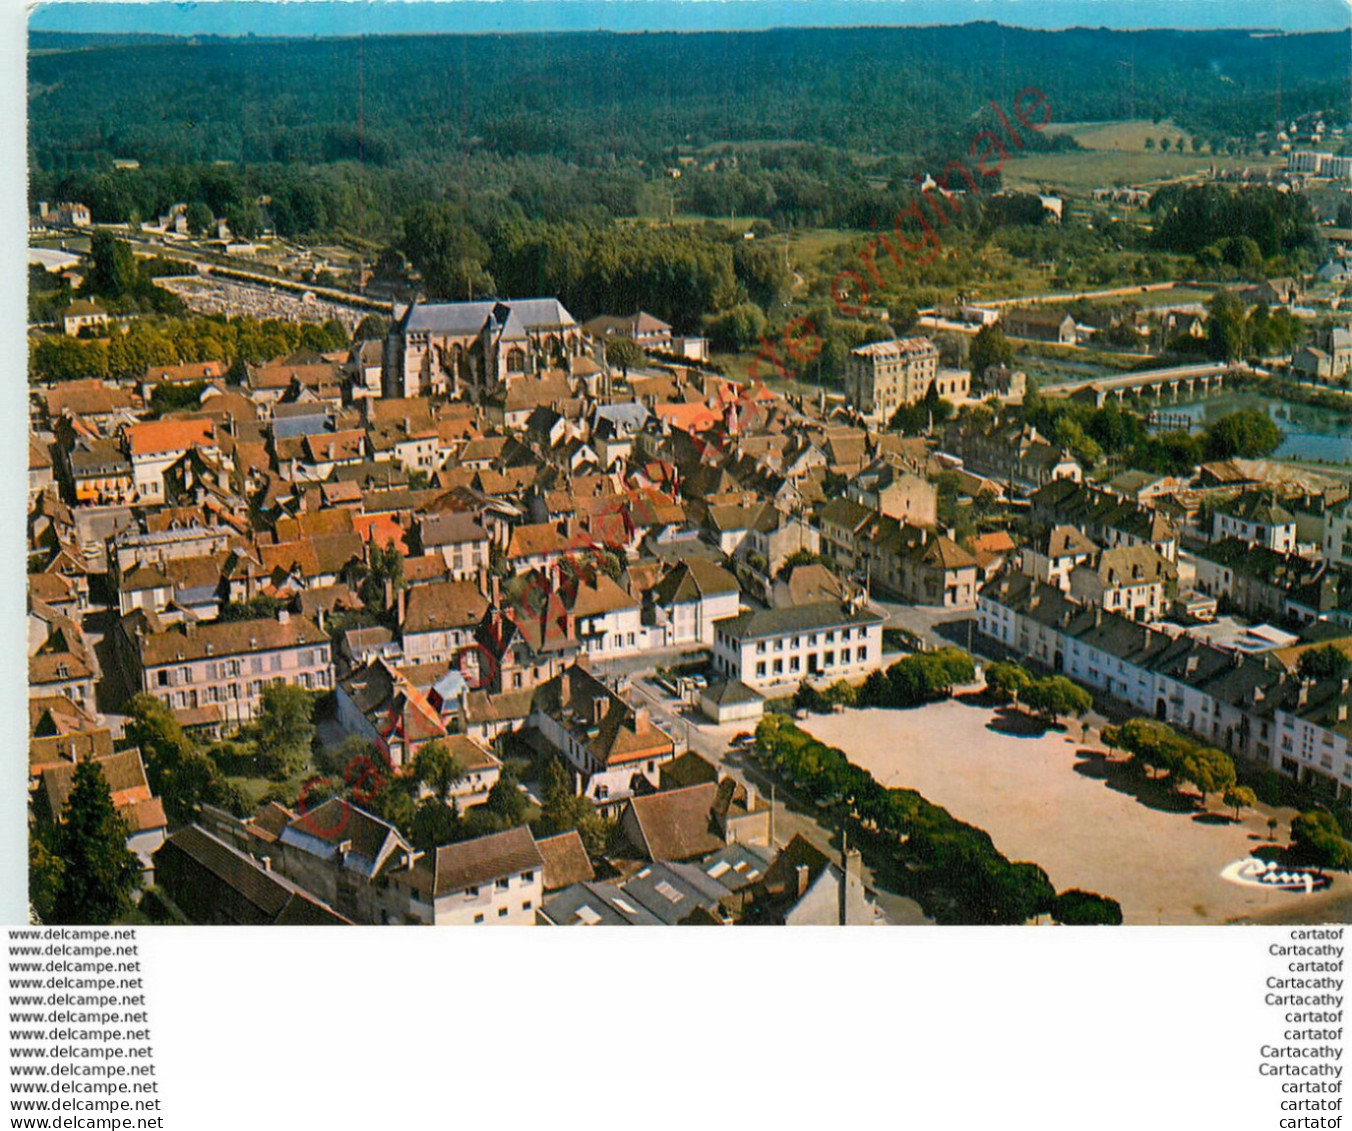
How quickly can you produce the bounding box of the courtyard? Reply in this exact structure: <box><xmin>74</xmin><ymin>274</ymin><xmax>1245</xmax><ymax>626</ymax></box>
<box><xmin>800</xmin><ymin>697</ymin><xmax>1349</xmax><ymax>925</ymax></box>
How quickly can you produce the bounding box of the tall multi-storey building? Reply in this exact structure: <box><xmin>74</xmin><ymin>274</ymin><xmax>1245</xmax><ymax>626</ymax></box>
<box><xmin>844</xmin><ymin>337</ymin><xmax>948</xmax><ymax>424</ymax></box>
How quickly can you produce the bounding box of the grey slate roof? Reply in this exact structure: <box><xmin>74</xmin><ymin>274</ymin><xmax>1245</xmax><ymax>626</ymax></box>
<box><xmin>715</xmin><ymin>601</ymin><xmax>883</xmax><ymax>643</ymax></box>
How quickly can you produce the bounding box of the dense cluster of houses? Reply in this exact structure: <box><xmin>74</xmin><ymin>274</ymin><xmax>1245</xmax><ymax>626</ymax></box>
<box><xmin>27</xmin><ymin>282</ymin><xmax>1352</xmax><ymax>925</ymax></box>
<box><xmin>975</xmin><ymin>464</ymin><xmax>1352</xmax><ymax>801</ymax></box>
<box><xmin>26</xmin><ymin>297</ymin><xmax>982</xmax><ymax>923</ymax></box>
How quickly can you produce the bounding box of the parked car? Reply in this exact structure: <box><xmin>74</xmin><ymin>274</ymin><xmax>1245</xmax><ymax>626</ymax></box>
<box><xmin>729</xmin><ymin>732</ymin><xmax>756</xmax><ymax>748</ymax></box>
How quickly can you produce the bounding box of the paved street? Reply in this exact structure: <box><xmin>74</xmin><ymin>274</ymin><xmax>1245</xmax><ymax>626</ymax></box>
<box><xmin>870</xmin><ymin>598</ymin><xmax>978</xmax><ymax>653</ymax></box>
<box><xmin>624</xmin><ymin>669</ymin><xmax>930</xmax><ymax>924</ymax></box>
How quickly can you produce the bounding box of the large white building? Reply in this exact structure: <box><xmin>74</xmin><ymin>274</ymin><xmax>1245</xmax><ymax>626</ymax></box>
<box><xmin>978</xmin><ymin>572</ymin><xmax>1352</xmax><ymax>803</ymax></box>
<box><xmin>711</xmin><ymin>601</ymin><xmax>884</xmax><ymax>692</ymax></box>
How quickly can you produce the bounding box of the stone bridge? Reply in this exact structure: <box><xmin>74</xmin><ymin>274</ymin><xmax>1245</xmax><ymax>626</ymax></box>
<box><xmin>1042</xmin><ymin>362</ymin><xmax>1251</xmax><ymax>408</ymax></box>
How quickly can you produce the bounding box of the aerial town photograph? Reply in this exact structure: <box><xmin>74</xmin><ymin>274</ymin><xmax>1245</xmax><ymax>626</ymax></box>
<box><xmin>22</xmin><ymin>0</ymin><xmax>1352</xmax><ymax>929</ymax></box>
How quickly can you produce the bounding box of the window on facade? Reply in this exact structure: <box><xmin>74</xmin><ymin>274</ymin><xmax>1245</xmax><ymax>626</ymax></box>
<box><xmin>498</xmin><ymin>906</ymin><xmax>509</xmax><ymax>918</ymax></box>
<box><xmin>474</xmin><ymin>913</ymin><xmax>485</xmax><ymax>924</ymax></box>
<box><xmin>465</xmin><ymin>886</ymin><xmax>479</xmax><ymax>898</ymax></box>
<box><xmin>522</xmin><ymin>871</ymin><xmax>534</xmax><ymax>884</ymax></box>
<box><xmin>756</xmin><ymin>662</ymin><xmax>766</xmax><ymax>677</ymax></box>
<box><xmin>522</xmin><ymin>901</ymin><xmax>532</xmax><ymax>911</ymax></box>
<box><xmin>496</xmin><ymin>878</ymin><xmax>510</xmax><ymax>891</ymax></box>
<box><xmin>157</xmin><ymin>670</ymin><xmax>169</xmax><ymax>687</ymax></box>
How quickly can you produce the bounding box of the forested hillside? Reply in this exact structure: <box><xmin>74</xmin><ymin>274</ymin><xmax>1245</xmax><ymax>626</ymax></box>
<box><xmin>28</xmin><ymin>24</ymin><xmax>1349</xmax><ymax>243</ymax></box>
<box><xmin>30</xmin><ymin>24</ymin><xmax>1348</xmax><ymax>170</ymax></box>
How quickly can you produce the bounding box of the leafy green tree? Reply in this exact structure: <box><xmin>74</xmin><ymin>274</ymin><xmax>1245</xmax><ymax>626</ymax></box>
<box><xmin>50</xmin><ymin>760</ymin><xmax>142</xmax><ymax>925</ymax></box>
<box><xmin>413</xmin><ymin>740</ymin><xmax>465</xmax><ymax>803</ymax></box>
<box><xmin>316</xmin><ymin>735</ymin><xmax>380</xmax><ymax>780</ymax></box>
<box><xmin>353</xmin><ymin>314</ymin><xmax>389</xmax><ymax>341</ymax></box>
<box><xmin>1289</xmin><ymin>810</ymin><xmax>1352</xmax><ymax>870</ymax></box>
<box><xmin>703</xmin><ymin>303</ymin><xmax>768</xmax><ymax>351</ymax></box>
<box><xmin>1204</xmin><ymin>410</ymin><xmax>1282</xmax><ymax>460</ymax></box>
<box><xmin>1053</xmin><ymin>889</ymin><xmax>1123</xmax><ymax>925</ymax></box>
<box><xmin>1223</xmin><ymin>784</ymin><xmax>1257</xmax><ymax>822</ymax></box>
<box><xmin>29</xmin><ymin>831</ymin><xmax>65</xmax><ymax>923</ymax></box>
<box><xmin>890</xmin><ymin>301</ymin><xmax>920</xmax><ymax>333</ymax></box>
<box><xmin>251</xmin><ymin>683</ymin><xmax>315</xmax><ymax>780</ymax></box>
<box><xmin>1206</xmin><ymin>290</ymin><xmax>1250</xmax><ymax>360</ymax></box>
<box><xmin>87</xmin><ymin>231</ymin><xmax>138</xmax><ymax>298</ymax></box>
<box><xmin>367</xmin><ymin>779</ymin><xmax>417</xmax><ymax>836</ymax></box>
<box><xmin>223</xmin><ymin>200</ymin><xmax>262</xmax><ymax>240</ymax></box>
<box><xmin>361</xmin><ymin>541</ymin><xmax>405</xmax><ymax>615</ymax></box>
<box><xmin>778</xmin><ymin>548</ymin><xmax>823</xmax><ymax>576</ymax></box>
<box><xmin>1296</xmin><ymin>645</ymin><xmax>1349</xmax><ymax>682</ymax></box>
<box><xmin>1117</xmin><ymin>718</ymin><xmax>1190</xmax><ymax>781</ymax></box>
<box><xmin>400</xmin><ymin>202</ymin><xmax>494</xmax><ymax>300</ymax></box>
<box><xmin>604</xmin><ymin>336</ymin><xmax>645</xmax><ymax>376</ymax></box>
<box><xmin>122</xmin><ymin>693</ymin><xmax>245</xmax><ymax>822</ymax></box>
<box><xmin>969</xmin><ymin>323</ymin><xmax>1014</xmax><ymax>379</ymax></box>
<box><xmin>30</xmin><ymin>335</ymin><xmax>110</xmax><ymax>383</ymax></box>
<box><xmin>985</xmin><ymin>661</ymin><xmax>1032</xmax><ymax>706</ymax></box>
<box><xmin>185</xmin><ymin>201</ymin><xmax>215</xmax><ymax>236</ymax></box>
<box><xmin>1022</xmin><ymin>676</ymin><xmax>1093</xmax><ymax>723</ymax></box>
<box><xmin>485</xmin><ymin>770</ymin><xmax>529</xmax><ymax>825</ymax></box>
<box><xmin>977</xmin><ymin>860</ymin><xmax>1057</xmax><ymax>925</ymax></box>
<box><xmin>411</xmin><ymin>797</ymin><xmax>461</xmax><ymax>853</ymax></box>
<box><xmin>218</xmin><ymin>595</ymin><xmax>283</xmax><ymax>623</ymax></box>
<box><xmin>532</xmin><ymin>758</ymin><xmax>609</xmax><ymax>857</ymax></box>
<box><xmin>1177</xmin><ymin>746</ymin><xmax>1236</xmax><ymax>809</ymax></box>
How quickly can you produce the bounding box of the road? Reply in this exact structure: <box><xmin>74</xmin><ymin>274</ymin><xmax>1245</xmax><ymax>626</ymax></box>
<box><xmin>618</xmin><ymin>660</ymin><xmax>930</xmax><ymax>924</ymax></box>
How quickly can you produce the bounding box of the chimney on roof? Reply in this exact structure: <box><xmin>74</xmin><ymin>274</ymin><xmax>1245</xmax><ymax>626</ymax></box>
<box><xmin>396</xmin><ymin>585</ymin><xmax>406</xmax><ymax>625</ymax></box>
<box><xmin>839</xmin><ymin>830</ymin><xmax>862</xmax><ymax>926</ymax></box>
<box><xmin>633</xmin><ymin>706</ymin><xmax>649</xmax><ymax>732</ymax></box>
<box><xmin>795</xmin><ymin>864</ymin><xmax>810</xmax><ymax>900</ymax></box>
<box><xmin>259</xmin><ymin>855</ymin><xmax>272</xmax><ymax>872</ymax></box>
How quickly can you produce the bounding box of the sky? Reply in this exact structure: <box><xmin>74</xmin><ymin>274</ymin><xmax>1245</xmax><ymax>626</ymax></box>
<box><xmin>26</xmin><ymin>0</ymin><xmax>1352</xmax><ymax>37</ymax></box>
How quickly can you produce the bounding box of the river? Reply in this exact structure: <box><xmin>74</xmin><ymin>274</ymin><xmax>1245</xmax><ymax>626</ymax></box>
<box><xmin>1144</xmin><ymin>390</ymin><xmax>1352</xmax><ymax>465</ymax></box>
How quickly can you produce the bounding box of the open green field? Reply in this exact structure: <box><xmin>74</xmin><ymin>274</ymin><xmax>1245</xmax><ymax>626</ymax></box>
<box><xmin>1003</xmin><ymin>149</ymin><xmax>1283</xmax><ymax>194</ymax></box>
<box><xmin>1042</xmin><ymin>118</ymin><xmax>1194</xmax><ymax>152</ymax></box>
